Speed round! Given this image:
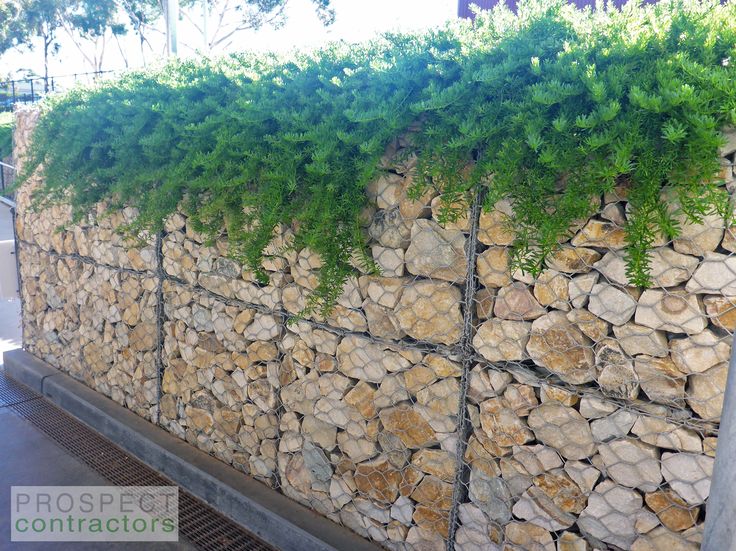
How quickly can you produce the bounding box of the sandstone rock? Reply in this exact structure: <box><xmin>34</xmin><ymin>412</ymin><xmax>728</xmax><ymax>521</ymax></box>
<box><xmin>631</xmin><ymin>416</ymin><xmax>702</xmax><ymax>453</ymax></box>
<box><xmin>468</xmin><ymin>469</ymin><xmax>512</xmax><ymax>524</ymax></box>
<box><xmin>631</xmin><ymin>526</ymin><xmax>699</xmax><ymax>551</ymax></box>
<box><xmin>533</xmin><ymin>270</ymin><xmax>570</xmax><ymax>310</ymax></box>
<box><xmin>504</xmin><ymin>521</ymin><xmax>554</xmax><ymax>551</ymax></box>
<box><xmin>568</xmin><ymin>272</ymin><xmax>598</xmax><ymax>308</ymax></box>
<box><xmin>503</xmin><ymin>384</ymin><xmax>538</xmax><ymax>416</ymax></box>
<box><xmin>539</xmin><ymin>384</ymin><xmax>579</xmax><ymax>407</ymax></box>
<box><xmin>557</xmin><ymin>532</ymin><xmax>589</xmax><ymax>551</ymax></box>
<box><xmin>410</xmin><ymin>475</ymin><xmax>454</xmax><ymax>509</ymax></box>
<box><xmin>635</xmin><ymin>290</ymin><xmax>707</xmax><ymax>335</ymax></box>
<box><xmin>476</xmin><ymin>247</ymin><xmax>512</xmax><ymax>288</ymax></box>
<box><xmin>613</xmin><ymin>322</ymin><xmax>669</xmax><ymax>357</ymax></box>
<box><xmin>512</xmin><ymin>485</ymin><xmax>576</xmax><ymax>531</ymax></box>
<box><xmin>416</xmin><ymin>378</ymin><xmax>458</xmax><ymax>417</ymax></box>
<box><xmin>533</xmin><ymin>470</ymin><xmax>586</xmax><ymax>514</ymax></box>
<box><xmin>670</xmin><ymin>330</ymin><xmax>730</xmax><ymax>374</ymax></box>
<box><xmin>405</xmin><ymin>526</ymin><xmax>445</xmax><ymax>551</ymax></box>
<box><xmin>511</xmin><ymin>445</ymin><xmax>562</xmax><ymax>476</ymax></box>
<box><xmin>477</xmin><ymin>199</ymin><xmax>515</xmax><ymax>246</ymax></box>
<box><xmin>395</xmin><ymin>280</ymin><xmax>462</xmax><ymax>345</ymax></box>
<box><xmin>354</xmin><ymin>455</ymin><xmax>404</xmax><ymax>503</ymax></box>
<box><xmin>379</xmin><ymin>404</ymin><xmax>437</xmax><ymax>448</ymax></box>
<box><xmin>595</xmin><ymin>339</ymin><xmax>638</xmax><ymax>399</ymax></box>
<box><xmin>405</xmin><ymin>219</ymin><xmax>467</xmax><ymax>282</ymax></box>
<box><xmin>598</xmin><ymin>438</ymin><xmax>662</xmax><ymax>492</ymax></box>
<box><xmin>527</xmin><ymin>311</ymin><xmax>596</xmax><ymax>384</ymax></box>
<box><xmin>595</xmin><ymin>249</ymin><xmax>698</xmax><ymax>288</ymax></box>
<box><xmin>368</xmin><ymin>207</ymin><xmax>411</xmax><ymax>248</ymax></box>
<box><xmin>645</xmin><ymin>490</ymin><xmax>699</xmax><ymax>532</ymax></box>
<box><xmin>372</xmin><ymin>245</ymin><xmax>405</xmax><ymax>277</ymax></box>
<box><xmin>546</xmin><ymin>246</ymin><xmax>601</xmax><ymax>274</ymax></box>
<box><xmin>479</xmin><ymin>399</ymin><xmax>534</xmax><ymax>447</ymax></box>
<box><xmin>578</xmin><ymin>479</ymin><xmax>643</xmax><ymax>550</ymax></box>
<box><xmin>337</xmin><ymin>335</ymin><xmax>411</xmax><ymax>383</ymax></box>
<box><xmin>494</xmin><ymin>283</ymin><xmax>546</xmax><ymax>320</ymax></box>
<box><xmin>358</xmin><ymin>275</ymin><xmax>405</xmax><ymax>308</ymax></box>
<box><xmin>242</xmin><ymin>313</ymin><xmax>281</xmax><ymax>341</ymax></box>
<box><xmin>411</xmin><ymin>449</ymin><xmax>456</xmax><ymax>482</ymax></box>
<box><xmin>687</xmin><ymin>362</ymin><xmax>727</xmax><ymax>420</ymax></box>
<box><xmin>474</xmin><ymin>287</ymin><xmax>495</xmax><ymax>320</ymax></box>
<box><xmin>344</xmin><ymin>381</ymin><xmax>377</xmax><ymax>419</ymax></box>
<box><xmin>565</xmin><ymin>309</ymin><xmax>610</xmax><ymax>342</ymax></box>
<box><xmin>703</xmin><ymin>295</ymin><xmax>736</xmax><ymax>330</ymax></box>
<box><xmin>660</xmin><ymin>452</ymin><xmax>713</xmax><ymax>505</ymax></box>
<box><xmin>572</xmin><ymin>219</ymin><xmax>627</xmax><ymax>249</ymax></box>
<box><xmin>687</xmin><ymin>251</ymin><xmax>736</xmax><ymax>296</ymax></box>
<box><xmin>673</xmin><ymin>213</ymin><xmax>724</xmax><ymax>257</ymax></box>
<box><xmin>473</xmin><ymin>319</ymin><xmax>531</xmax><ymax>362</ymax></box>
<box><xmin>588</xmin><ymin>283</ymin><xmax>637</xmax><ymax>326</ymax></box>
<box><xmin>527</xmin><ymin>402</ymin><xmax>597</xmax><ymax>460</ymax></box>
<box><xmin>634</xmin><ymin>355</ymin><xmax>686</xmax><ymax>405</ymax></box>
<box><xmin>367</xmin><ymin>172</ymin><xmax>403</xmax><ymax>209</ymax></box>
<box><xmin>563</xmin><ymin>460</ymin><xmax>600</xmax><ymax>494</ymax></box>
<box><xmin>590</xmin><ymin>410</ymin><xmax>637</xmax><ymax>442</ymax></box>
<box><xmin>703</xmin><ymin>437</ymin><xmax>717</xmax><ymax>457</ymax></box>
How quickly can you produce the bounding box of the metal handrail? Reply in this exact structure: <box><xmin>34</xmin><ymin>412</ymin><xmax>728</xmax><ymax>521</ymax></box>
<box><xmin>702</xmin><ymin>330</ymin><xmax>736</xmax><ymax>550</ymax></box>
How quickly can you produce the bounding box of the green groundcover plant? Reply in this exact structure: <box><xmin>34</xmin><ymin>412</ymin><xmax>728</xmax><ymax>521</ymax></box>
<box><xmin>0</xmin><ymin>112</ymin><xmax>12</xmax><ymax>159</ymax></box>
<box><xmin>21</xmin><ymin>0</ymin><xmax>736</xmax><ymax>316</ymax></box>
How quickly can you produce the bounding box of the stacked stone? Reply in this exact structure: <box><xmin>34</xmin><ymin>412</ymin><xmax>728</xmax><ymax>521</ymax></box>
<box><xmin>15</xmin><ymin>102</ymin><xmax>736</xmax><ymax>551</ymax></box>
<box><xmin>14</xmin><ymin>108</ymin><xmax>160</xmax><ymax>420</ymax></box>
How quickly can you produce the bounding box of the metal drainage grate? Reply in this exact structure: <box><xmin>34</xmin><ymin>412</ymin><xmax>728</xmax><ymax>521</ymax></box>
<box><xmin>0</xmin><ymin>373</ymin><xmax>40</xmax><ymax>407</ymax></box>
<box><xmin>3</xmin><ymin>374</ymin><xmax>276</xmax><ymax>551</ymax></box>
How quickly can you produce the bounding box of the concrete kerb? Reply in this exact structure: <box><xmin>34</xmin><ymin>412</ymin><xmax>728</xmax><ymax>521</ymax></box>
<box><xmin>3</xmin><ymin>348</ymin><xmax>381</xmax><ymax>551</ymax></box>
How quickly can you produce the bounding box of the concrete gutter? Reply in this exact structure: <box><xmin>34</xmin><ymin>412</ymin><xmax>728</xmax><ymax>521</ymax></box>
<box><xmin>3</xmin><ymin>348</ymin><xmax>380</xmax><ymax>551</ymax></box>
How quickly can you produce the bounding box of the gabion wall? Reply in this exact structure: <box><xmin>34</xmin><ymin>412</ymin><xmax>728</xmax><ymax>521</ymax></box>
<box><xmin>15</xmin><ymin>107</ymin><xmax>736</xmax><ymax>550</ymax></box>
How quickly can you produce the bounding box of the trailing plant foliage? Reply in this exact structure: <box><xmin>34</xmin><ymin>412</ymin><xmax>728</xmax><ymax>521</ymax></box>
<box><xmin>22</xmin><ymin>0</ymin><xmax>736</xmax><ymax>315</ymax></box>
<box><xmin>0</xmin><ymin>112</ymin><xmax>12</xmax><ymax>158</ymax></box>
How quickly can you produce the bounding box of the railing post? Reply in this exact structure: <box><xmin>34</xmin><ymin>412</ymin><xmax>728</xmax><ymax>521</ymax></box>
<box><xmin>702</xmin><ymin>331</ymin><xmax>736</xmax><ymax>550</ymax></box>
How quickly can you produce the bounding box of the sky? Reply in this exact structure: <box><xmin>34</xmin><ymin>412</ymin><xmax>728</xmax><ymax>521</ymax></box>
<box><xmin>0</xmin><ymin>0</ymin><xmax>458</xmax><ymax>84</ymax></box>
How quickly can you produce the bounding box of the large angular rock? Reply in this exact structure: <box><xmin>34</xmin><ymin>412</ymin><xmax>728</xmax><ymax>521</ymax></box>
<box><xmin>571</xmin><ymin>219</ymin><xmax>626</xmax><ymax>249</ymax></box>
<box><xmin>533</xmin><ymin>270</ymin><xmax>570</xmax><ymax>310</ymax></box>
<box><xmin>504</xmin><ymin>521</ymin><xmax>554</xmax><ymax>551</ymax></box>
<box><xmin>568</xmin><ymin>272</ymin><xmax>598</xmax><ymax>308</ymax></box>
<box><xmin>595</xmin><ymin>339</ymin><xmax>638</xmax><ymax>399</ymax></box>
<box><xmin>660</xmin><ymin>452</ymin><xmax>714</xmax><ymax>505</ymax></box>
<box><xmin>689</xmin><ymin>251</ymin><xmax>736</xmax><ymax>296</ymax></box>
<box><xmin>532</xmin><ymin>470</ymin><xmax>586</xmax><ymax>514</ymax></box>
<box><xmin>395</xmin><ymin>280</ymin><xmax>463</xmax><ymax>345</ymax></box>
<box><xmin>644</xmin><ymin>490</ymin><xmax>700</xmax><ymax>532</ymax></box>
<box><xmin>468</xmin><ymin>469</ymin><xmax>512</xmax><ymax>524</ymax></box>
<box><xmin>354</xmin><ymin>455</ymin><xmax>404</xmax><ymax>503</ymax></box>
<box><xmin>687</xmin><ymin>362</ymin><xmax>727</xmax><ymax>420</ymax></box>
<box><xmin>511</xmin><ymin>485</ymin><xmax>576</xmax><ymax>531</ymax></box>
<box><xmin>613</xmin><ymin>322</ymin><xmax>669</xmax><ymax>357</ymax></box>
<box><xmin>566</xmin><ymin>308</ymin><xmax>610</xmax><ymax>342</ymax></box>
<box><xmin>477</xmin><ymin>199</ymin><xmax>515</xmax><ymax>246</ymax></box>
<box><xmin>594</xmin><ymin>249</ymin><xmax>698</xmax><ymax>288</ymax></box>
<box><xmin>379</xmin><ymin>404</ymin><xmax>438</xmax><ymax>448</ymax></box>
<box><xmin>673</xmin><ymin>213</ymin><xmax>724</xmax><ymax>257</ymax></box>
<box><xmin>476</xmin><ymin>247</ymin><xmax>512</xmax><ymax>288</ymax></box>
<box><xmin>703</xmin><ymin>295</ymin><xmax>736</xmax><ymax>331</ymax></box>
<box><xmin>479</xmin><ymin>398</ymin><xmax>534</xmax><ymax>447</ymax></box>
<box><xmin>635</xmin><ymin>355</ymin><xmax>686</xmax><ymax>405</ymax></box>
<box><xmin>631</xmin><ymin>416</ymin><xmax>702</xmax><ymax>453</ymax></box>
<box><xmin>631</xmin><ymin>526</ymin><xmax>699</xmax><ymax>551</ymax></box>
<box><xmin>588</xmin><ymin>283</ymin><xmax>637</xmax><ymax>326</ymax></box>
<box><xmin>546</xmin><ymin>246</ymin><xmax>601</xmax><ymax>274</ymax></box>
<box><xmin>527</xmin><ymin>402</ymin><xmax>597</xmax><ymax>460</ymax></box>
<box><xmin>578</xmin><ymin>480</ymin><xmax>643</xmax><ymax>550</ymax></box>
<box><xmin>635</xmin><ymin>290</ymin><xmax>707</xmax><ymax>335</ymax></box>
<box><xmin>473</xmin><ymin>319</ymin><xmax>531</xmax><ymax>362</ymax></box>
<box><xmin>405</xmin><ymin>219</ymin><xmax>467</xmax><ymax>282</ymax></box>
<box><xmin>493</xmin><ymin>283</ymin><xmax>546</xmax><ymax>320</ymax></box>
<box><xmin>670</xmin><ymin>329</ymin><xmax>730</xmax><ymax>374</ymax></box>
<box><xmin>598</xmin><ymin>438</ymin><xmax>662</xmax><ymax>492</ymax></box>
<box><xmin>337</xmin><ymin>335</ymin><xmax>411</xmax><ymax>382</ymax></box>
<box><xmin>526</xmin><ymin>311</ymin><xmax>596</xmax><ymax>384</ymax></box>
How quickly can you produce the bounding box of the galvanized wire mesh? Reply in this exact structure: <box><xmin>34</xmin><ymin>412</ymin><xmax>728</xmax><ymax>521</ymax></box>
<box><xmin>13</xmin><ymin>107</ymin><xmax>736</xmax><ymax>550</ymax></box>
